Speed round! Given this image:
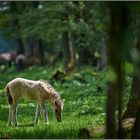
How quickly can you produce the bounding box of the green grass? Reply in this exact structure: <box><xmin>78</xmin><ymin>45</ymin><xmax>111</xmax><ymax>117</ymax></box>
<box><xmin>0</xmin><ymin>65</ymin><xmax>130</xmax><ymax>139</ymax></box>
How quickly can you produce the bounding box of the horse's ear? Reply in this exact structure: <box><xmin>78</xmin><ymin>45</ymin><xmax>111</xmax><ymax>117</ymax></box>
<box><xmin>61</xmin><ymin>99</ymin><xmax>65</xmax><ymax>103</ymax></box>
<box><xmin>61</xmin><ymin>99</ymin><xmax>65</xmax><ymax>110</ymax></box>
<box><xmin>54</xmin><ymin>100</ymin><xmax>59</xmax><ymax>106</ymax></box>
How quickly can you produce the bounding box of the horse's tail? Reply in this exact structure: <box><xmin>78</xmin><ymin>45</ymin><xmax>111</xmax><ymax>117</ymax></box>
<box><xmin>5</xmin><ymin>84</ymin><xmax>13</xmax><ymax>105</ymax></box>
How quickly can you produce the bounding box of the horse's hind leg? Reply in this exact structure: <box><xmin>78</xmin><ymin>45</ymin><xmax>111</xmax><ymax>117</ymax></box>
<box><xmin>8</xmin><ymin>101</ymin><xmax>18</xmax><ymax>126</ymax></box>
<box><xmin>8</xmin><ymin>105</ymin><xmax>12</xmax><ymax>126</ymax></box>
<box><xmin>12</xmin><ymin>102</ymin><xmax>18</xmax><ymax>126</ymax></box>
<box><xmin>40</xmin><ymin>102</ymin><xmax>49</xmax><ymax>124</ymax></box>
<box><xmin>34</xmin><ymin>103</ymin><xmax>41</xmax><ymax>125</ymax></box>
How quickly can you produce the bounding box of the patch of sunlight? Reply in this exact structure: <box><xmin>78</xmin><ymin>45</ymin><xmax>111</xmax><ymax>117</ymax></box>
<box><xmin>28</xmin><ymin>103</ymin><xmax>36</xmax><ymax>108</ymax></box>
<box><xmin>42</xmin><ymin>70</ymin><xmax>47</xmax><ymax>74</ymax></box>
<box><xmin>19</xmin><ymin>103</ymin><xmax>28</xmax><ymax>108</ymax></box>
<box><xmin>18</xmin><ymin>103</ymin><xmax>36</xmax><ymax>108</ymax></box>
<box><xmin>28</xmin><ymin>67</ymin><xmax>34</xmax><ymax>71</ymax></box>
<box><xmin>124</xmin><ymin>62</ymin><xmax>134</xmax><ymax>74</ymax></box>
<box><xmin>0</xmin><ymin>104</ymin><xmax>8</xmax><ymax>109</ymax></box>
<box><xmin>106</xmin><ymin>68</ymin><xmax>117</xmax><ymax>82</ymax></box>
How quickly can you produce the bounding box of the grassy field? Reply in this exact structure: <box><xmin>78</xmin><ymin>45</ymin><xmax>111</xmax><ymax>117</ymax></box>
<box><xmin>0</xmin><ymin>66</ymin><xmax>130</xmax><ymax>139</ymax></box>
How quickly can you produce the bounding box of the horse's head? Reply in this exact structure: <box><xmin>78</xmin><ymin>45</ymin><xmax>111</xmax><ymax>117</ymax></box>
<box><xmin>54</xmin><ymin>99</ymin><xmax>64</xmax><ymax>122</ymax></box>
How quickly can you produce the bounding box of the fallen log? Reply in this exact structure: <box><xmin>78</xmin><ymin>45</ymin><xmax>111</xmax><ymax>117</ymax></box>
<box><xmin>79</xmin><ymin>126</ymin><xmax>105</xmax><ymax>138</ymax></box>
<box><xmin>79</xmin><ymin>118</ymin><xmax>135</xmax><ymax>138</ymax></box>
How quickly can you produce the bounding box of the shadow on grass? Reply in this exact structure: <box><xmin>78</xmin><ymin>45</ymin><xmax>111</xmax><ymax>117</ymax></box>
<box><xmin>0</xmin><ymin>123</ymin><xmax>36</xmax><ymax>127</ymax></box>
<box><xmin>17</xmin><ymin>123</ymin><xmax>35</xmax><ymax>127</ymax></box>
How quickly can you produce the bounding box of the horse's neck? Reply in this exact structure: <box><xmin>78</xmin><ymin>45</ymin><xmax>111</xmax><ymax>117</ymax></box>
<box><xmin>49</xmin><ymin>91</ymin><xmax>60</xmax><ymax>104</ymax></box>
<box><xmin>42</xmin><ymin>81</ymin><xmax>61</xmax><ymax>104</ymax></box>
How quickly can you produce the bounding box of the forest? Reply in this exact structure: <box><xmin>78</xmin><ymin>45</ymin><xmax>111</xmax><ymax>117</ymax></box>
<box><xmin>0</xmin><ymin>1</ymin><xmax>140</xmax><ymax>139</ymax></box>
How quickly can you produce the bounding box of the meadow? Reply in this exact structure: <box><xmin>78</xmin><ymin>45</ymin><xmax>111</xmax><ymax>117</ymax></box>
<box><xmin>0</xmin><ymin>66</ymin><xmax>130</xmax><ymax>139</ymax></box>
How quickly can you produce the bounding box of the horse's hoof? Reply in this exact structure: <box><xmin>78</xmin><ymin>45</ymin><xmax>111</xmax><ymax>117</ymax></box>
<box><xmin>34</xmin><ymin>123</ymin><xmax>38</xmax><ymax>126</ymax></box>
<box><xmin>44</xmin><ymin>122</ymin><xmax>49</xmax><ymax>125</ymax></box>
<box><xmin>14</xmin><ymin>122</ymin><xmax>19</xmax><ymax>126</ymax></box>
<box><xmin>7</xmin><ymin>123</ymin><xmax>12</xmax><ymax>127</ymax></box>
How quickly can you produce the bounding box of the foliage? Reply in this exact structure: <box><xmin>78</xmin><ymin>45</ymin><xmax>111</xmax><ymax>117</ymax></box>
<box><xmin>0</xmin><ymin>1</ymin><xmax>110</xmax><ymax>66</ymax></box>
<box><xmin>0</xmin><ymin>65</ymin><xmax>108</xmax><ymax>139</ymax></box>
<box><xmin>0</xmin><ymin>65</ymin><xmax>132</xmax><ymax>138</ymax></box>
<box><xmin>0</xmin><ymin>1</ymin><xmax>138</xmax><ymax>138</ymax></box>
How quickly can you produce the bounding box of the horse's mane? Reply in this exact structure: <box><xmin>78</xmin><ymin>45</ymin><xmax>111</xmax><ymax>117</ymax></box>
<box><xmin>39</xmin><ymin>79</ymin><xmax>61</xmax><ymax>100</ymax></box>
<box><xmin>39</xmin><ymin>79</ymin><xmax>50</xmax><ymax>86</ymax></box>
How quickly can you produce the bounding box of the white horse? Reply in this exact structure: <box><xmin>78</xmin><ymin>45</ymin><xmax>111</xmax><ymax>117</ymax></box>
<box><xmin>5</xmin><ymin>78</ymin><xmax>64</xmax><ymax>126</ymax></box>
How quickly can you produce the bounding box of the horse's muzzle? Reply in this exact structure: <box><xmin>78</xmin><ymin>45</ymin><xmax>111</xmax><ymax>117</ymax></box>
<box><xmin>57</xmin><ymin>118</ymin><xmax>62</xmax><ymax>122</ymax></box>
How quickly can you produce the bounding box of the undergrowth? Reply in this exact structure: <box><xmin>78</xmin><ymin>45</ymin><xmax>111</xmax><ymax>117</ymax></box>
<box><xmin>0</xmin><ymin>65</ymin><xmax>131</xmax><ymax>138</ymax></box>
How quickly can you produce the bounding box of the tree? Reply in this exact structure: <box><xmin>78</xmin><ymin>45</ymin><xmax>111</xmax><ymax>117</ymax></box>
<box><xmin>97</xmin><ymin>35</ymin><xmax>107</xmax><ymax>70</ymax></box>
<box><xmin>122</xmin><ymin>40</ymin><xmax>140</xmax><ymax>119</ymax></box>
<box><xmin>122</xmin><ymin>35</ymin><xmax>140</xmax><ymax>138</ymax></box>
<box><xmin>61</xmin><ymin>2</ymin><xmax>76</xmax><ymax>73</ymax></box>
<box><xmin>106</xmin><ymin>2</ymin><xmax>129</xmax><ymax>138</ymax></box>
<box><xmin>8</xmin><ymin>2</ymin><xmax>25</xmax><ymax>55</ymax></box>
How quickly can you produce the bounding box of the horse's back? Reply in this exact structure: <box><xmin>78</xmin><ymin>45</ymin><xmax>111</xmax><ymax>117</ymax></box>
<box><xmin>20</xmin><ymin>78</ymin><xmax>41</xmax><ymax>100</ymax></box>
<box><xmin>7</xmin><ymin>78</ymin><xmax>35</xmax><ymax>99</ymax></box>
<box><xmin>6</xmin><ymin>78</ymin><xmax>23</xmax><ymax>100</ymax></box>
<box><xmin>6</xmin><ymin>78</ymin><xmax>51</xmax><ymax>101</ymax></box>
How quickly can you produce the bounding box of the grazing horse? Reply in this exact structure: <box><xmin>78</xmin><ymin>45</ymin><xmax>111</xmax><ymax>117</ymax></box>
<box><xmin>0</xmin><ymin>52</ymin><xmax>16</xmax><ymax>72</ymax></box>
<box><xmin>15</xmin><ymin>54</ymin><xmax>40</xmax><ymax>71</ymax></box>
<box><xmin>15</xmin><ymin>54</ymin><xmax>27</xmax><ymax>71</ymax></box>
<box><xmin>0</xmin><ymin>53</ymin><xmax>12</xmax><ymax>66</ymax></box>
<box><xmin>5</xmin><ymin>78</ymin><xmax>64</xmax><ymax>126</ymax></box>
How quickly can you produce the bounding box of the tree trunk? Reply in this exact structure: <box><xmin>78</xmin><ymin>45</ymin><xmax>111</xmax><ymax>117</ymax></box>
<box><xmin>132</xmin><ymin>107</ymin><xmax>140</xmax><ymax>138</ymax></box>
<box><xmin>37</xmin><ymin>38</ymin><xmax>45</xmax><ymax>65</ymax></box>
<box><xmin>106</xmin><ymin>3</ymin><xmax>129</xmax><ymax>138</ymax></box>
<box><xmin>15</xmin><ymin>37</ymin><xmax>24</xmax><ymax>55</ymax></box>
<box><xmin>26</xmin><ymin>37</ymin><xmax>34</xmax><ymax>58</ymax></box>
<box><xmin>12</xmin><ymin>14</ymin><xmax>24</xmax><ymax>55</ymax></box>
<box><xmin>122</xmin><ymin>35</ymin><xmax>140</xmax><ymax>138</ymax></box>
<box><xmin>122</xmin><ymin>36</ymin><xmax>140</xmax><ymax>120</ymax></box>
<box><xmin>25</xmin><ymin>2</ymin><xmax>44</xmax><ymax>66</ymax></box>
<box><xmin>61</xmin><ymin>31</ymin><xmax>70</xmax><ymax>72</ymax></box>
<box><xmin>9</xmin><ymin>2</ymin><xmax>25</xmax><ymax>55</ymax></box>
<box><xmin>62</xmin><ymin>31</ymin><xmax>76</xmax><ymax>73</ymax></box>
<box><xmin>68</xmin><ymin>31</ymin><xmax>76</xmax><ymax>70</ymax></box>
<box><xmin>97</xmin><ymin>36</ymin><xmax>107</xmax><ymax>70</ymax></box>
<box><xmin>61</xmin><ymin>2</ymin><xmax>76</xmax><ymax>73</ymax></box>
<box><xmin>122</xmin><ymin>73</ymin><xmax>140</xmax><ymax>119</ymax></box>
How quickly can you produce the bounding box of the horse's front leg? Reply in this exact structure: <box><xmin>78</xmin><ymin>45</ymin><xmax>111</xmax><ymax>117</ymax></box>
<box><xmin>40</xmin><ymin>102</ymin><xmax>49</xmax><ymax>124</ymax></box>
<box><xmin>34</xmin><ymin>103</ymin><xmax>41</xmax><ymax>125</ymax></box>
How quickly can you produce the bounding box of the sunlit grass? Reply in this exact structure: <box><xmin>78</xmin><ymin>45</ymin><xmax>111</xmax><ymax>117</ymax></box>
<box><xmin>0</xmin><ymin>114</ymin><xmax>105</xmax><ymax>139</ymax></box>
<box><xmin>0</xmin><ymin>65</ymin><xmax>109</xmax><ymax>138</ymax></box>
